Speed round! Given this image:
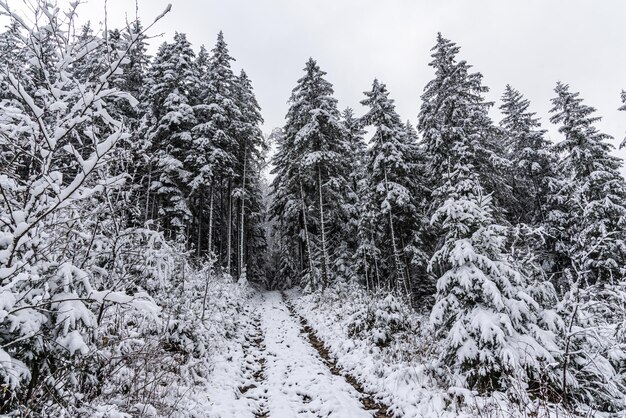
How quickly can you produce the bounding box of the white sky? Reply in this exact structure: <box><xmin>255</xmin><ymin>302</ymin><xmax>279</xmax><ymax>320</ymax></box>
<box><xmin>5</xmin><ymin>0</ymin><xmax>626</xmax><ymax>172</ymax></box>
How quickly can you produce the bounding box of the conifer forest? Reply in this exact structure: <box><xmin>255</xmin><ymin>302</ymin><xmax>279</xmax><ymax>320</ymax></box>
<box><xmin>1</xmin><ymin>1</ymin><xmax>626</xmax><ymax>417</ymax></box>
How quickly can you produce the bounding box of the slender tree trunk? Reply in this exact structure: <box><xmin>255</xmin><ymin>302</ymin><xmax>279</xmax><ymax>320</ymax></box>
<box><xmin>226</xmin><ymin>178</ymin><xmax>233</xmax><ymax>275</ymax></box>
<box><xmin>144</xmin><ymin>164</ymin><xmax>153</xmax><ymax>224</ymax></box>
<box><xmin>383</xmin><ymin>165</ymin><xmax>407</xmax><ymax>294</ymax></box>
<box><xmin>202</xmin><ymin>185</ymin><xmax>215</xmax><ymax>322</ymax></box>
<box><xmin>299</xmin><ymin>179</ymin><xmax>315</xmax><ymax>285</ymax></box>
<box><xmin>373</xmin><ymin>242</ymin><xmax>381</xmax><ymax>290</ymax></box>
<box><xmin>197</xmin><ymin>193</ymin><xmax>203</xmax><ymax>257</ymax></box>
<box><xmin>363</xmin><ymin>252</ymin><xmax>370</xmax><ymax>292</ymax></box>
<box><xmin>318</xmin><ymin>165</ymin><xmax>330</xmax><ymax>290</ymax></box>
<box><xmin>207</xmin><ymin>184</ymin><xmax>214</xmax><ymax>256</ymax></box>
<box><xmin>239</xmin><ymin>149</ymin><xmax>247</xmax><ymax>279</ymax></box>
<box><xmin>218</xmin><ymin>179</ymin><xmax>224</xmax><ymax>263</ymax></box>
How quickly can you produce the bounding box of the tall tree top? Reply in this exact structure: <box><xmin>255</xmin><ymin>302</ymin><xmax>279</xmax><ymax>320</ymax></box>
<box><xmin>418</xmin><ymin>35</ymin><xmax>497</xmax><ymax>193</ymax></box>
<box><xmin>144</xmin><ymin>32</ymin><xmax>198</xmax><ymax>119</ymax></box>
<box><xmin>361</xmin><ymin>79</ymin><xmax>417</xmax><ymax>181</ymax></box>
<box><xmin>549</xmin><ymin>82</ymin><xmax>619</xmax><ymax>178</ymax></box>
<box><xmin>210</xmin><ymin>30</ymin><xmax>235</xmax><ymax>72</ymax></box>
<box><xmin>290</xmin><ymin>58</ymin><xmax>336</xmax><ymax>109</ymax></box>
<box><xmin>429</xmin><ymin>32</ymin><xmax>462</xmax><ymax>74</ymax></box>
<box><xmin>500</xmin><ymin>85</ymin><xmax>542</xmax><ymax>132</ymax></box>
<box><xmin>360</xmin><ymin>79</ymin><xmax>403</xmax><ymax>128</ymax></box>
<box><xmin>418</xmin><ymin>34</ymin><xmax>493</xmax><ymax>164</ymax></box>
<box><xmin>196</xmin><ymin>44</ymin><xmax>209</xmax><ymax>74</ymax></box>
<box><xmin>499</xmin><ymin>85</ymin><xmax>548</xmax><ymax>151</ymax></box>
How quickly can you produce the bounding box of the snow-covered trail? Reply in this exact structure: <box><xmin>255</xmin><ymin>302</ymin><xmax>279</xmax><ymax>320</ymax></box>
<box><xmin>240</xmin><ymin>291</ymin><xmax>374</xmax><ymax>418</ymax></box>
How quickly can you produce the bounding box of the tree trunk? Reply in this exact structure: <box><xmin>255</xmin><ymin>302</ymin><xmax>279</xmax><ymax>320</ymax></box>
<box><xmin>197</xmin><ymin>193</ymin><xmax>203</xmax><ymax>257</ymax></box>
<box><xmin>299</xmin><ymin>179</ymin><xmax>315</xmax><ymax>285</ymax></box>
<box><xmin>383</xmin><ymin>165</ymin><xmax>407</xmax><ymax>295</ymax></box>
<box><xmin>207</xmin><ymin>184</ymin><xmax>214</xmax><ymax>256</ymax></box>
<box><xmin>363</xmin><ymin>252</ymin><xmax>370</xmax><ymax>292</ymax></box>
<box><xmin>318</xmin><ymin>165</ymin><xmax>330</xmax><ymax>290</ymax></box>
<box><xmin>144</xmin><ymin>163</ymin><xmax>153</xmax><ymax>224</ymax></box>
<box><xmin>226</xmin><ymin>178</ymin><xmax>232</xmax><ymax>275</ymax></box>
<box><xmin>239</xmin><ymin>149</ymin><xmax>247</xmax><ymax>279</ymax></box>
<box><xmin>373</xmin><ymin>241</ymin><xmax>381</xmax><ymax>290</ymax></box>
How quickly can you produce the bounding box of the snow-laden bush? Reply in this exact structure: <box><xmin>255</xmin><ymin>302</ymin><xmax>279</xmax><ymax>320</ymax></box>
<box><xmin>88</xmin><ymin>252</ymin><xmax>250</xmax><ymax>417</ymax></box>
<box><xmin>0</xmin><ymin>2</ymin><xmax>168</xmax><ymax>412</ymax></box>
<box><xmin>347</xmin><ymin>290</ymin><xmax>410</xmax><ymax>347</ymax></box>
<box><xmin>555</xmin><ymin>281</ymin><xmax>626</xmax><ymax>413</ymax></box>
<box><xmin>0</xmin><ymin>3</ymin><xmax>254</xmax><ymax>415</ymax></box>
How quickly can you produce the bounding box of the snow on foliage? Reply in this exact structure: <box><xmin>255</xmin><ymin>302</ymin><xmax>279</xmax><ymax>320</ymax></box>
<box><xmin>1</xmin><ymin>1</ymin><xmax>626</xmax><ymax>416</ymax></box>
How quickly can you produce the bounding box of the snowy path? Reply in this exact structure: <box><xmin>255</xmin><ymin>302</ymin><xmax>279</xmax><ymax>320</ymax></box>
<box><xmin>237</xmin><ymin>291</ymin><xmax>376</xmax><ymax>418</ymax></box>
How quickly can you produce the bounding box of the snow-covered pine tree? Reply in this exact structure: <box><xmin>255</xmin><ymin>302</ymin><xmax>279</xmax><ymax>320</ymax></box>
<box><xmin>143</xmin><ymin>32</ymin><xmax>199</xmax><ymax>241</ymax></box>
<box><xmin>340</xmin><ymin>107</ymin><xmax>367</xmax><ymax>283</ymax></box>
<box><xmin>232</xmin><ymin>69</ymin><xmax>268</xmax><ymax>282</ymax></box>
<box><xmin>0</xmin><ymin>21</ymin><xmax>23</xmax><ymax>102</ymax></box>
<box><xmin>342</xmin><ymin>108</ymin><xmax>367</xmax><ymax>191</ymax></box>
<box><xmin>270</xmin><ymin>122</ymin><xmax>311</xmax><ymax>287</ymax></box>
<box><xmin>405</xmin><ymin>120</ymin><xmax>435</xmax><ymax>302</ymax></box>
<box><xmin>542</xmin><ymin>84</ymin><xmax>626</xmax><ymax>411</ymax></box>
<box><xmin>119</xmin><ymin>21</ymin><xmax>150</xmax><ymax>106</ymax></box>
<box><xmin>270</xmin><ymin>58</ymin><xmax>351</xmax><ymax>290</ymax></box>
<box><xmin>429</xmin><ymin>140</ymin><xmax>560</xmax><ymax>394</ymax></box>
<box><xmin>418</xmin><ymin>34</ymin><xmax>509</xmax><ymax>222</ymax></box>
<box><xmin>192</xmin><ymin>32</ymin><xmax>241</xmax><ymax>267</ymax></box>
<box><xmin>111</xmin><ymin>21</ymin><xmax>152</xmax><ymax>228</ymax></box>
<box><xmin>547</xmin><ymin>82</ymin><xmax>626</xmax><ymax>289</ymax></box>
<box><xmin>499</xmin><ymin>85</ymin><xmax>557</xmax><ymax>225</ymax></box>
<box><xmin>360</xmin><ymin>79</ymin><xmax>426</xmax><ymax>296</ymax></box>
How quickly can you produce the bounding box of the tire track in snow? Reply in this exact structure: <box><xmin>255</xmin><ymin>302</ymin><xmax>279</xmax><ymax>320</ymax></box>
<box><xmin>257</xmin><ymin>291</ymin><xmax>373</xmax><ymax>417</ymax></box>
<box><xmin>281</xmin><ymin>292</ymin><xmax>392</xmax><ymax>418</ymax></box>
<box><xmin>239</xmin><ymin>296</ymin><xmax>269</xmax><ymax>417</ymax></box>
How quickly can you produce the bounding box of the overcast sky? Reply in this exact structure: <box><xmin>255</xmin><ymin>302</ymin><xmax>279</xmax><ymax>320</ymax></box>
<box><xmin>6</xmin><ymin>0</ymin><xmax>626</xmax><ymax>169</ymax></box>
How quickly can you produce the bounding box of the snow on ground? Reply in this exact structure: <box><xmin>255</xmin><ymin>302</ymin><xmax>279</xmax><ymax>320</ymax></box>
<box><xmin>286</xmin><ymin>287</ymin><xmax>454</xmax><ymax>418</ymax></box>
<box><xmin>204</xmin><ymin>290</ymin><xmax>375</xmax><ymax>417</ymax></box>
<box><xmin>287</xmin><ymin>285</ymin><xmax>571</xmax><ymax>418</ymax></box>
<box><xmin>198</xmin><ymin>285</ymin><xmax>573</xmax><ymax>418</ymax></box>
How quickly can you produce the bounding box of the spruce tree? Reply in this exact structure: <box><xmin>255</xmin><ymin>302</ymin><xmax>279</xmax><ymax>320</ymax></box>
<box><xmin>360</xmin><ymin>79</ymin><xmax>425</xmax><ymax>295</ymax></box>
<box><xmin>341</xmin><ymin>108</ymin><xmax>367</xmax><ymax>283</ymax></box>
<box><xmin>193</xmin><ymin>32</ymin><xmax>241</xmax><ymax>268</ymax></box>
<box><xmin>232</xmin><ymin>69</ymin><xmax>268</xmax><ymax>281</ymax></box>
<box><xmin>418</xmin><ymin>34</ymin><xmax>508</xmax><ymax>221</ymax></box>
<box><xmin>429</xmin><ymin>117</ymin><xmax>558</xmax><ymax>395</ymax></box>
<box><xmin>547</xmin><ymin>82</ymin><xmax>626</xmax><ymax>288</ymax></box>
<box><xmin>499</xmin><ymin>85</ymin><xmax>556</xmax><ymax>225</ymax></box>
<box><xmin>143</xmin><ymin>32</ymin><xmax>199</xmax><ymax>240</ymax></box>
<box><xmin>270</xmin><ymin>58</ymin><xmax>351</xmax><ymax>290</ymax></box>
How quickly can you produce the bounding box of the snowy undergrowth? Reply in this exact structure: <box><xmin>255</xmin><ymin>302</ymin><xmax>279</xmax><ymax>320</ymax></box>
<box><xmin>289</xmin><ymin>282</ymin><xmax>578</xmax><ymax>418</ymax></box>
<box><xmin>88</xmin><ymin>270</ymin><xmax>253</xmax><ymax>417</ymax></box>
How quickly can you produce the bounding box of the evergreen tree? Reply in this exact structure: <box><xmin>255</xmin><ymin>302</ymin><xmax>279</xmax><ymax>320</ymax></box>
<box><xmin>418</xmin><ymin>34</ymin><xmax>509</xmax><ymax>221</ymax></box>
<box><xmin>192</xmin><ymin>31</ymin><xmax>241</xmax><ymax>267</ymax></box>
<box><xmin>270</xmin><ymin>58</ymin><xmax>351</xmax><ymax>290</ymax></box>
<box><xmin>360</xmin><ymin>79</ymin><xmax>426</xmax><ymax>295</ymax></box>
<box><xmin>547</xmin><ymin>82</ymin><xmax>626</xmax><ymax>289</ymax></box>
<box><xmin>0</xmin><ymin>21</ymin><xmax>23</xmax><ymax>101</ymax></box>
<box><xmin>143</xmin><ymin>32</ymin><xmax>199</xmax><ymax>240</ymax></box>
<box><xmin>499</xmin><ymin>85</ymin><xmax>556</xmax><ymax>225</ymax></box>
<box><xmin>341</xmin><ymin>108</ymin><xmax>367</xmax><ymax>283</ymax></box>
<box><xmin>232</xmin><ymin>69</ymin><xmax>268</xmax><ymax>282</ymax></box>
<box><xmin>429</xmin><ymin>125</ymin><xmax>559</xmax><ymax>394</ymax></box>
